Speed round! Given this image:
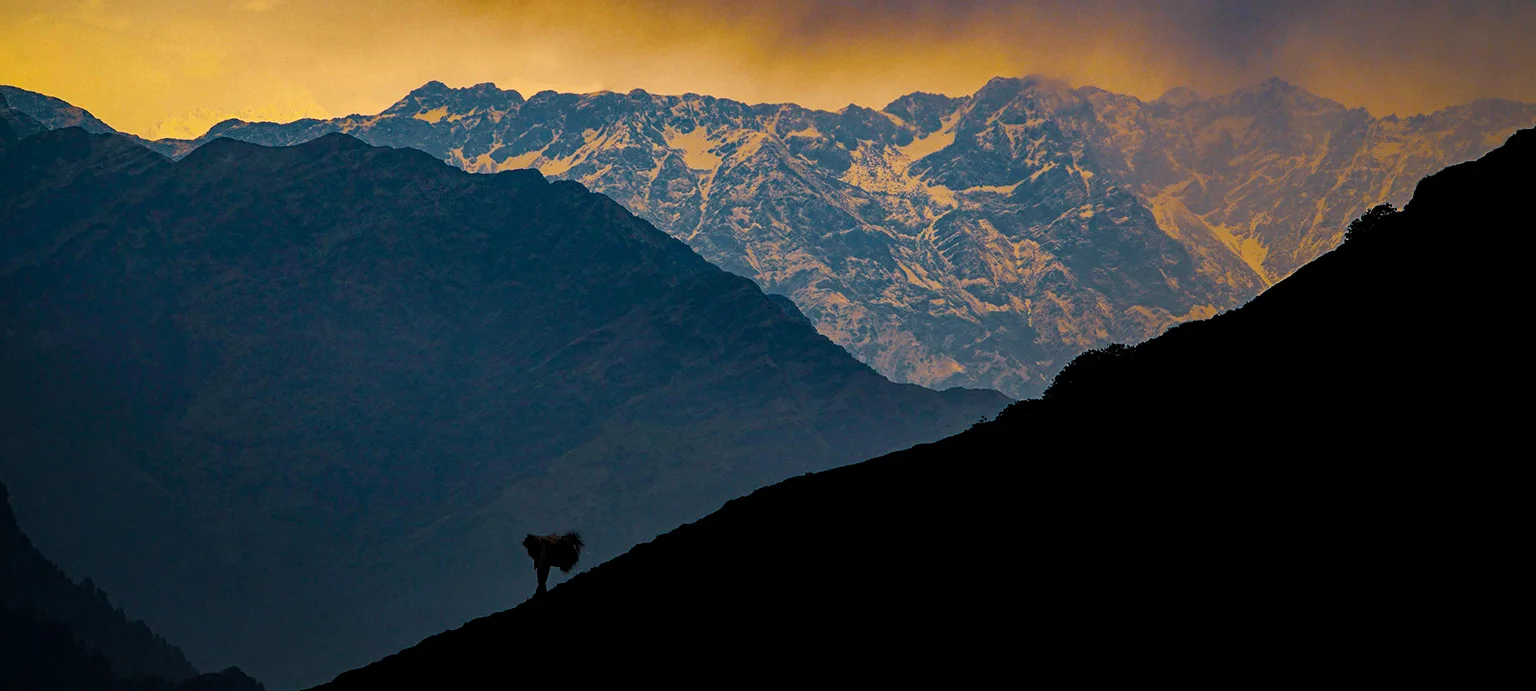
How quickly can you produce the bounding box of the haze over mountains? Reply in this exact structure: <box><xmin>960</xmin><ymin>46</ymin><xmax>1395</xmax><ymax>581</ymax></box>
<box><xmin>0</xmin><ymin>125</ymin><xmax>1004</xmax><ymax>688</ymax></box>
<box><xmin>6</xmin><ymin>77</ymin><xmax>1523</xmax><ymax>396</ymax></box>
<box><xmin>2</xmin><ymin>481</ymin><xmax>263</xmax><ymax>691</ymax></box>
<box><xmin>313</xmin><ymin>127</ymin><xmax>1535</xmax><ymax>688</ymax></box>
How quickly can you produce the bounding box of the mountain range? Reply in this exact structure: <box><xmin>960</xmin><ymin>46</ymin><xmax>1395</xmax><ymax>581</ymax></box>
<box><xmin>4</xmin><ymin>75</ymin><xmax>1529</xmax><ymax>687</ymax></box>
<box><xmin>0</xmin><ymin>125</ymin><xmax>1004</xmax><ymax>688</ymax></box>
<box><xmin>310</xmin><ymin>127</ymin><xmax>1533</xmax><ymax>688</ymax></box>
<box><xmin>6</xmin><ymin>78</ymin><xmax>1525</xmax><ymax>396</ymax></box>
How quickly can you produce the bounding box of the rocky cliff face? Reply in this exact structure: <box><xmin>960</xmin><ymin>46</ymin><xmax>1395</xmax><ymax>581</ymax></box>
<box><xmin>1084</xmin><ymin>78</ymin><xmax>1536</xmax><ymax>281</ymax></box>
<box><xmin>9</xmin><ymin>79</ymin><xmax>1530</xmax><ymax>396</ymax></box>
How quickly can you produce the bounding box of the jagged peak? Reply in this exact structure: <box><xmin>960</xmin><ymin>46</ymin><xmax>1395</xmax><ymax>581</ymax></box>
<box><xmin>963</xmin><ymin>74</ymin><xmax>1082</xmax><ymax>120</ymax></box>
<box><xmin>412</xmin><ymin>80</ymin><xmax>451</xmax><ymax>95</ymax></box>
<box><xmin>1021</xmin><ymin>74</ymin><xmax>1076</xmax><ymax>92</ymax></box>
<box><xmin>969</xmin><ymin>74</ymin><xmax>1078</xmax><ymax>103</ymax></box>
<box><xmin>578</xmin><ymin>90</ymin><xmax>620</xmax><ymax>104</ymax></box>
<box><xmin>384</xmin><ymin>80</ymin><xmax>525</xmax><ymax>116</ymax></box>
<box><xmin>1214</xmin><ymin>77</ymin><xmax>1348</xmax><ymax>114</ymax></box>
<box><xmin>1155</xmin><ymin>86</ymin><xmax>1204</xmax><ymax>108</ymax></box>
<box><xmin>888</xmin><ymin>90</ymin><xmax>958</xmax><ymax>101</ymax></box>
<box><xmin>1258</xmin><ymin>76</ymin><xmax>1298</xmax><ymax>91</ymax></box>
<box><xmin>880</xmin><ymin>90</ymin><xmax>963</xmax><ymax>113</ymax></box>
<box><xmin>1238</xmin><ymin>77</ymin><xmax>1328</xmax><ymax>100</ymax></box>
<box><xmin>981</xmin><ymin>75</ymin><xmax>1024</xmax><ymax>89</ymax></box>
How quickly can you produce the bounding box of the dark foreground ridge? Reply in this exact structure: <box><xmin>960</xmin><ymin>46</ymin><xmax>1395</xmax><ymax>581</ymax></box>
<box><xmin>316</xmin><ymin>130</ymin><xmax>1534</xmax><ymax>686</ymax></box>
<box><xmin>0</xmin><ymin>128</ymin><xmax>1005</xmax><ymax>688</ymax></box>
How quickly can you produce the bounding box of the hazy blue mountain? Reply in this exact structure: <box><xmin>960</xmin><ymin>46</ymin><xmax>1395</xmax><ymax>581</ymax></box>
<box><xmin>7</xmin><ymin>78</ymin><xmax>1515</xmax><ymax>396</ymax></box>
<box><xmin>311</xmin><ymin>128</ymin><xmax>1533</xmax><ymax>688</ymax></box>
<box><xmin>1</xmin><ymin>481</ymin><xmax>198</xmax><ymax>682</ymax></box>
<box><xmin>2</xmin><ymin>482</ymin><xmax>264</xmax><ymax>691</ymax></box>
<box><xmin>0</xmin><ymin>128</ymin><xmax>1005</xmax><ymax>689</ymax></box>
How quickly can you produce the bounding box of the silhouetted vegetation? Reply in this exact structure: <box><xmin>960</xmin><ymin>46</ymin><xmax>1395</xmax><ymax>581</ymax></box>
<box><xmin>1</xmin><ymin>483</ymin><xmax>263</xmax><ymax>690</ymax></box>
<box><xmin>0</xmin><ymin>607</ymin><xmax>263</xmax><ymax>691</ymax></box>
<box><xmin>0</xmin><ymin>608</ymin><xmax>121</xmax><ymax>691</ymax></box>
<box><xmin>0</xmin><ymin>482</ymin><xmax>198</xmax><ymax>683</ymax></box>
<box><xmin>1343</xmin><ymin>203</ymin><xmax>1400</xmax><ymax>244</ymax></box>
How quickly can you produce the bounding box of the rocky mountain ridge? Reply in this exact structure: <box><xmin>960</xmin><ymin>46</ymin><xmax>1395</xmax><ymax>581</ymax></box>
<box><xmin>6</xmin><ymin>79</ymin><xmax>1530</xmax><ymax>396</ymax></box>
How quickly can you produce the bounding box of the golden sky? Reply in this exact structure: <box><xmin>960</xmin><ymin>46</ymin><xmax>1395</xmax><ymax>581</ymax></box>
<box><xmin>3</xmin><ymin>0</ymin><xmax>1534</xmax><ymax>138</ymax></box>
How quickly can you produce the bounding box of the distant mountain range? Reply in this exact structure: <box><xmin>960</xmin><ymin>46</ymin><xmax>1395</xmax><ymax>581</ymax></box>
<box><xmin>310</xmin><ymin>128</ymin><xmax>1534</xmax><ymax>687</ymax></box>
<box><xmin>5</xmin><ymin>78</ymin><xmax>1526</xmax><ymax>396</ymax></box>
<box><xmin>2</xmin><ymin>481</ymin><xmax>262</xmax><ymax>691</ymax></box>
<box><xmin>0</xmin><ymin>126</ymin><xmax>1005</xmax><ymax>689</ymax></box>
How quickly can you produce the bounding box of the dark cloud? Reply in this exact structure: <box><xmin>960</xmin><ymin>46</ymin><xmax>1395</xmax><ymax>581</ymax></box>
<box><xmin>3</xmin><ymin>0</ymin><xmax>1531</xmax><ymax>135</ymax></box>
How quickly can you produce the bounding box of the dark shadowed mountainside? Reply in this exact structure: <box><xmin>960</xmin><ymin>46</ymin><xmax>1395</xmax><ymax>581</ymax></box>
<box><xmin>0</xmin><ymin>128</ymin><xmax>1006</xmax><ymax>689</ymax></box>
<box><xmin>0</xmin><ymin>612</ymin><xmax>266</xmax><ymax>691</ymax></box>
<box><xmin>1</xmin><ymin>482</ymin><xmax>263</xmax><ymax>691</ymax></box>
<box><xmin>1</xmin><ymin>481</ymin><xmax>197</xmax><ymax>682</ymax></box>
<box><xmin>314</xmin><ymin>130</ymin><xmax>1532</xmax><ymax>687</ymax></box>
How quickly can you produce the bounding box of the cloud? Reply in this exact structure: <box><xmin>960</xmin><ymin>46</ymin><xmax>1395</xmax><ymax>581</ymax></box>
<box><xmin>1</xmin><ymin>0</ymin><xmax>1532</xmax><ymax>135</ymax></box>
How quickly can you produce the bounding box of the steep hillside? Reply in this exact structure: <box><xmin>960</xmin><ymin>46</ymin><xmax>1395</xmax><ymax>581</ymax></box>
<box><xmin>1</xmin><ymin>481</ymin><xmax>197</xmax><ymax>682</ymax></box>
<box><xmin>313</xmin><ymin>129</ymin><xmax>1533</xmax><ymax>687</ymax></box>
<box><xmin>6</xmin><ymin>78</ymin><xmax>1517</xmax><ymax>396</ymax></box>
<box><xmin>0</xmin><ymin>128</ymin><xmax>1005</xmax><ymax>689</ymax></box>
<box><xmin>2</xmin><ymin>482</ymin><xmax>264</xmax><ymax>691</ymax></box>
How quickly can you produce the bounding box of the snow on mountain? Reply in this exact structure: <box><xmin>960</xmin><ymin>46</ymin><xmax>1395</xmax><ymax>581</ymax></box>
<box><xmin>61</xmin><ymin>77</ymin><xmax>1532</xmax><ymax>397</ymax></box>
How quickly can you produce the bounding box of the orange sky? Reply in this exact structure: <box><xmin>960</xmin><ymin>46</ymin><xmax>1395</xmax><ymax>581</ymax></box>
<box><xmin>3</xmin><ymin>0</ymin><xmax>1534</xmax><ymax>138</ymax></box>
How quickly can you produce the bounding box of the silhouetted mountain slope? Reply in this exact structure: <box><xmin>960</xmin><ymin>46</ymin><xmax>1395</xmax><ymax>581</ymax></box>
<box><xmin>1</xmin><ymin>609</ymin><xmax>262</xmax><ymax>691</ymax></box>
<box><xmin>2</xmin><ymin>608</ymin><xmax>124</xmax><ymax>691</ymax></box>
<box><xmin>2</xmin><ymin>482</ymin><xmax>263</xmax><ymax>691</ymax></box>
<box><xmin>314</xmin><ymin>130</ymin><xmax>1534</xmax><ymax>687</ymax></box>
<box><xmin>1</xmin><ymin>481</ymin><xmax>197</xmax><ymax>682</ymax></box>
<box><xmin>0</xmin><ymin>128</ymin><xmax>1006</xmax><ymax>689</ymax></box>
<box><xmin>5</xmin><ymin>78</ymin><xmax>1515</xmax><ymax>397</ymax></box>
